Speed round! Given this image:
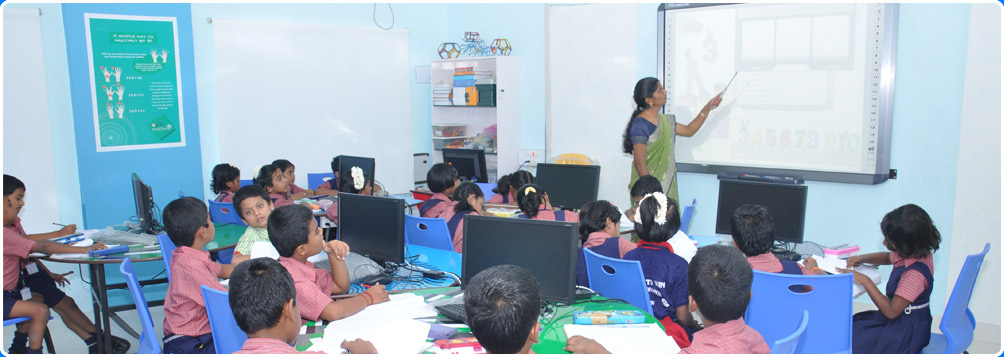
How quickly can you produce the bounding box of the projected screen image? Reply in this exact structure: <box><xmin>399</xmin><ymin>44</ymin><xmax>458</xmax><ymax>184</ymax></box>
<box><xmin>663</xmin><ymin>3</ymin><xmax>887</xmax><ymax>175</ymax></box>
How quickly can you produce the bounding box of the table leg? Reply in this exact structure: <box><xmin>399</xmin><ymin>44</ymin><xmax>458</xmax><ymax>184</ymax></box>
<box><xmin>90</xmin><ymin>264</ymin><xmax>112</xmax><ymax>353</ymax></box>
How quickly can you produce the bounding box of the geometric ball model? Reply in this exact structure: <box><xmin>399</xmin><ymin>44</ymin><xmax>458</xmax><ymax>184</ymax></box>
<box><xmin>490</xmin><ymin>39</ymin><xmax>512</xmax><ymax>56</ymax></box>
<box><xmin>464</xmin><ymin>32</ymin><xmax>480</xmax><ymax>42</ymax></box>
<box><xmin>438</xmin><ymin>42</ymin><xmax>461</xmax><ymax>59</ymax></box>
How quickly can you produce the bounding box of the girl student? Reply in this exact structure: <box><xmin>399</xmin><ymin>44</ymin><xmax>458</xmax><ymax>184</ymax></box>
<box><xmin>211</xmin><ymin>163</ymin><xmax>241</xmax><ymax>203</ymax></box>
<box><xmin>324</xmin><ymin>166</ymin><xmax>372</xmax><ymax>225</ymax></box>
<box><xmin>420</xmin><ymin>163</ymin><xmax>460</xmax><ymax>218</ymax></box>
<box><xmin>514</xmin><ymin>184</ymin><xmax>579</xmax><ymax>223</ymax></box>
<box><xmin>575</xmin><ymin>200</ymin><xmax>637</xmax><ymax>287</ymax></box>
<box><xmin>437</xmin><ymin>182</ymin><xmax>488</xmax><ymax>253</ymax></box>
<box><xmin>839</xmin><ymin>204</ymin><xmax>942</xmax><ymax>354</ymax></box>
<box><xmin>487</xmin><ymin>170</ymin><xmax>533</xmax><ymax>205</ymax></box>
<box><xmin>272</xmin><ymin>159</ymin><xmax>314</xmax><ymax>200</ymax></box>
<box><xmin>254</xmin><ymin>164</ymin><xmax>294</xmax><ymax>208</ymax></box>
<box><xmin>622</xmin><ymin>192</ymin><xmax>696</xmax><ymax>348</ymax></box>
<box><xmin>315</xmin><ymin>156</ymin><xmax>383</xmax><ymax>197</ymax></box>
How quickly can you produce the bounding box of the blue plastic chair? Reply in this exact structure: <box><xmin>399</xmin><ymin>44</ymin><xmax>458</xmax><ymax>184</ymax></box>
<box><xmin>208</xmin><ymin>200</ymin><xmax>246</xmax><ymax>226</ymax></box>
<box><xmin>745</xmin><ymin>271</ymin><xmax>853</xmax><ymax>354</ymax></box>
<box><xmin>239</xmin><ymin>179</ymin><xmax>253</xmax><ymax>188</ymax></box>
<box><xmin>771</xmin><ymin>310</ymin><xmax>809</xmax><ymax>354</ymax></box>
<box><xmin>475</xmin><ymin>182</ymin><xmax>496</xmax><ymax>198</ymax></box>
<box><xmin>680</xmin><ymin>199</ymin><xmax>696</xmax><ymax>234</ymax></box>
<box><xmin>201</xmin><ymin>286</ymin><xmax>248</xmax><ymax>354</ymax></box>
<box><xmin>582</xmin><ymin>248</ymin><xmax>653</xmax><ymax>315</ymax></box>
<box><xmin>158</xmin><ymin>233</ymin><xmax>176</xmax><ymax>281</ymax></box>
<box><xmin>404</xmin><ymin>215</ymin><xmax>455</xmax><ymax>251</ymax></box>
<box><xmin>119</xmin><ymin>258</ymin><xmax>162</xmax><ymax>354</ymax></box>
<box><xmin>922</xmin><ymin>243</ymin><xmax>991</xmax><ymax>354</ymax></box>
<box><xmin>4</xmin><ymin>316</ymin><xmax>55</xmax><ymax>353</ymax></box>
<box><xmin>308</xmin><ymin>173</ymin><xmax>334</xmax><ymax>191</ymax></box>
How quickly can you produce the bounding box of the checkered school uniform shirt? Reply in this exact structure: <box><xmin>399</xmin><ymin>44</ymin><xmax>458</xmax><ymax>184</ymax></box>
<box><xmin>234</xmin><ymin>338</ymin><xmax>324</xmax><ymax>354</ymax></box>
<box><xmin>680</xmin><ymin>317</ymin><xmax>770</xmax><ymax>354</ymax></box>
<box><xmin>163</xmin><ymin>246</ymin><xmax>225</xmax><ymax>336</ymax></box>
<box><xmin>278</xmin><ymin>257</ymin><xmax>335</xmax><ymax>322</ymax></box>
<box><xmin>747</xmin><ymin>253</ymin><xmax>813</xmax><ymax>275</ymax></box>
<box><xmin>889</xmin><ymin>252</ymin><xmax>934</xmax><ymax>302</ymax></box>
<box><xmin>3</xmin><ymin>219</ymin><xmax>35</xmax><ymax>291</ymax></box>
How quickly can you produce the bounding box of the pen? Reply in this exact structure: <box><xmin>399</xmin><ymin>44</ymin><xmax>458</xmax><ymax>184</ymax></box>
<box><xmin>52</xmin><ymin>222</ymin><xmax>66</xmax><ymax>227</ymax></box>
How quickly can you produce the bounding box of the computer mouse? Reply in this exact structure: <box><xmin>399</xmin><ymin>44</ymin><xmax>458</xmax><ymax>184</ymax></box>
<box><xmin>361</xmin><ymin>274</ymin><xmax>392</xmax><ymax>286</ymax></box>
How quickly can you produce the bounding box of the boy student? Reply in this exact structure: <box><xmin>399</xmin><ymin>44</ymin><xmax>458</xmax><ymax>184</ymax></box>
<box><xmin>230</xmin><ymin>185</ymin><xmax>275</xmax><ymax>265</ymax></box>
<box><xmin>730</xmin><ymin>204</ymin><xmax>822</xmax><ymax>275</ymax></box>
<box><xmin>269</xmin><ymin>205</ymin><xmax>389</xmax><ymax>322</ymax></box>
<box><xmin>565</xmin><ymin>244</ymin><xmax>770</xmax><ymax>354</ymax></box>
<box><xmin>3</xmin><ymin>174</ymin><xmax>131</xmax><ymax>354</ymax></box>
<box><xmin>229</xmin><ymin>258</ymin><xmax>377</xmax><ymax>354</ymax></box>
<box><xmin>465</xmin><ymin>265</ymin><xmax>541</xmax><ymax>354</ymax></box>
<box><xmin>419</xmin><ymin>163</ymin><xmax>460</xmax><ymax>218</ymax></box>
<box><xmin>161</xmin><ymin>197</ymin><xmax>235</xmax><ymax>354</ymax></box>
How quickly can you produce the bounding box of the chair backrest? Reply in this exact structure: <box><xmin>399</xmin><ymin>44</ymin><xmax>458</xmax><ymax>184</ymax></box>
<box><xmin>475</xmin><ymin>183</ymin><xmax>496</xmax><ymax>199</ymax></box>
<box><xmin>201</xmin><ymin>286</ymin><xmax>248</xmax><ymax>354</ymax></box>
<box><xmin>745</xmin><ymin>271</ymin><xmax>853</xmax><ymax>354</ymax></box>
<box><xmin>555</xmin><ymin>153</ymin><xmax>592</xmax><ymax>165</ymax></box>
<box><xmin>120</xmin><ymin>258</ymin><xmax>162</xmax><ymax>354</ymax></box>
<box><xmin>239</xmin><ymin>179</ymin><xmax>254</xmax><ymax>188</ymax></box>
<box><xmin>582</xmin><ymin>248</ymin><xmax>653</xmax><ymax>315</ymax></box>
<box><xmin>411</xmin><ymin>191</ymin><xmax>433</xmax><ymax>211</ymax></box>
<box><xmin>771</xmin><ymin>310</ymin><xmax>809</xmax><ymax>354</ymax></box>
<box><xmin>680</xmin><ymin>198</ymin><xmax>696</xmax><ymax>235</ymax></box>
<box><xmin>157</xmin><ymin>233</ymin><xmax>175</xmax><ymax>281</ymax></box>
<box><xmin>938</xmin><ymin>243</ymin><xmax>990</xmax><ymax>354</ymax></box>
<box><xmin>404</xmin><ymin>215</ymin><xmax>455</xmax><ymax>251</ymax></box>
<box><xmin>208</xmin><ymin>200</ymin><xmax>246</xmax><ymax>226</ymax></box>
<box><xmin>307</xmin><ymin>173</ymin><xmax>333</xmax><ymax>191</ymax></box>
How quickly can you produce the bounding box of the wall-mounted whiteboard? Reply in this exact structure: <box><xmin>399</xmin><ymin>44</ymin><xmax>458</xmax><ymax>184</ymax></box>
<box><xmin>213</xmin><ymin>19</ymin><xmax>413</xmax><ymax>192</ymax></box>
<box><xmin>660</xmin><ymin>3</ymin><xmax>898</xmax><ymax>184</ymax></box>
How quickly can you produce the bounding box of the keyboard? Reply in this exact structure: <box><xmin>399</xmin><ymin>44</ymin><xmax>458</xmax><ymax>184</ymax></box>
<box><xmin>435</xmin><ymin>304</ymin><xmax>468</xmax><ymax>324</ymax></box>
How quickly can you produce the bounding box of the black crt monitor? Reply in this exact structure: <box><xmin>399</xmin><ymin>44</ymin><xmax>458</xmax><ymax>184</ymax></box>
<box><xmin>534</xmin><ymin>163</ymin><xmax>601</xmax><ymax>210</ymax></box>
<box><xmin>131</xmin><ymin>173</ymin><xmax>159</xmax><ymax>234</ymax></box>
<box><xmin>462</xmin><ymin>215</ymin><xmax>578</xmax><ymax>304</ymax></box>
<box><xmin>715</xmin><ymin>180</ymin><xmax>808</xmax><ymax>244</ymax></box>
<box><xmin>337</xmin><ymin>155</ymin><xmax>376</xmax><ymax>185</ymax></box>
<box><xmin>336</xmin><ymin>193</ymin><xmax>405</xmax><ymax>264</ymax></box>
<box><xmin>442</xmin><ymin>148</ymin><xmax>488</xmax><ymax>183</ymax></box>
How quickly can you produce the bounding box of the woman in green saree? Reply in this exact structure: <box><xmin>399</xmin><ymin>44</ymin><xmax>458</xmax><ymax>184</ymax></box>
<box><xmin>623</xmin><ymin>77</ymin><xmax>721</xmax><ymax>204</ymax></box>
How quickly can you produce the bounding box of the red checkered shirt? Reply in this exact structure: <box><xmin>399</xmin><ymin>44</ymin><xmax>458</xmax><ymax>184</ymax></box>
<box><xmin>163</xmin><ymin>246</ymin><xmax>224</xmax><ymax>336</ymax></box>
<box><xmin>680</xmin><ymin>317</ymin><xmax>770</xmax><ymax>354</ymax></box>
<box><xmin>746</xmin><ymin>253</ymin><xmax>813</xmax><ymax>275</ymax></box>
<box><xmin>3</xmin><ymin>219</ymin><xmax>35</xmax><ymax>291</ymax></box>
<box><xmin>437</xmin><ymin>202</ymin><xmax>479</xmax><ymax>253</ymax></box>
<box><xmin>278</xmin><ymin>257</ymin><xmax>335</xmax><ymax>322</ymax></box>
<box><xmin>270</xmin><ymin>193</ymin><xmax>294</xmax><ymax>208</ymax></box>
<box><xmin>234</xmin><ymin>338</ymin><xmax>324</xmax><ymax>354</ymax></box>
<box><xmin>528</xmin><ymin>204</ymin><xmax>580</xmax><ymax>223</ymax></box>
<box><xmin>889</xmin><ymin>252</ymin><xmax>934</xmax><ymax>302</ymax></box>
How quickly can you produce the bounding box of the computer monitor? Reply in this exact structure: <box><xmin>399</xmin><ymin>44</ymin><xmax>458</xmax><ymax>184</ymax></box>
<box><xmin>337</xmin><ymin>155</ymin><xmax>376</xmax><ymax>185</ymax></box>
<box><xmin>442</xmin><ymin>148</ymin><xmax>488</xmax><ymax>183</ymax></box>
<box><xmin>715</xmin><ymin>180</ymin><xmax>808</xmax><ymax>243</ymax></box>
<box><xmin>462</xmin><ymin>215</ymin><xmax>578</xmax><ymax>304</ymax></box>
<box><xmin>336</xmin><ymin>193</ymin><xmax>405</xmax><ymax>264</ymax></box>
<box><xmin>534</xmin><ymin>163</ymin><xmax>601</xmax><ymax>210</ymax></box>
<box><xmin>131</xmin><ymin>173</ymin><xmax>159</xmax><ymax>234</ymax></box>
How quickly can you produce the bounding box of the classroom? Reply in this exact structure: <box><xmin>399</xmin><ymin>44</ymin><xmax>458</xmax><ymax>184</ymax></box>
<box><xmin>2</xmin><ymin>1</ymin><xmax>1001</xmax><ymax>355</ymax></box>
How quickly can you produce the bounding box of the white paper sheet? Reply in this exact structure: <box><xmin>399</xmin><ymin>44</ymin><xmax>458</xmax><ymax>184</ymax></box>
<box><xmin>563</xmin><ymin>323</ymin><xmax>680</xmax><ymax>354</ymax></box>
<box><xmin>321</xmin><ymin>318</ymin><xmax>431</xmax><ymax>354</ymax></box>
<box><xmin>667</xmin><ymin>231</ymin><xmax>698</xmax><ymax>263</ymax></box>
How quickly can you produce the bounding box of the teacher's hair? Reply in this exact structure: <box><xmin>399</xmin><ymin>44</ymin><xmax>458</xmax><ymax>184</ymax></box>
<box><xmin>622</xmin><ymin>77</ymin><xmax>662</xmax><ymax>154</ymax></box>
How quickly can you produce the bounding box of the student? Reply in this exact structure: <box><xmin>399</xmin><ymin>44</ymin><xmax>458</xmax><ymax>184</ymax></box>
<box><xmin>230</xmin><ymin>185</ymin><xmax>275</xmax><ymax>265</ymax></box>
<box><xmin>565</xmin><ymin>244</ymin><xmax>770</xmax><ymax>354</ymax></box>
<box><xmin>730</xmin><ymin>204</ymin><xmax>822</xmax><ymax>275</ymax></box>
<box><xmin>514</xmin><ymin>184</ymin><xmax>579</xmax><ymax>222</ymax></box>
<box><xmin>625</xmin><ymin>174</ymin><xmax>662</xmax><ymax>223</ymax></box>
<box><xmin>437</xmin><ymin>182</ymin><xmax>486</xmax><ymax>253</ymax></box>
<box><xmin>575</xmin><ymin>200</ymin><xmax>636</xmax><ymax>287</ymax></box>
<box><xmin>270</xmin><ymin>205</ymin><xmax>389</xmax><ymax>322</ymax></box>
<box><xmin>324</xmin><ymin>166</ymin><xmax>372</xmax><ymax>224</ymax></box>
<box><xmin>465</xmin><ymin>264</ymin><xmax>540</xmax><ymax>354</ymax></box>
<box><xmin>161</xmin><ymin>197</ymin><xmax>235</xmax><ymax>354</ymax></box>
<box><xmin>3</xmin><ymin>175</ymin><xmax>126</xmax><ymax>354</ymax></box>
<box><xmin>229</xmin><ymin>258</ymin><xmax>377</xmax><ymax>354</ymax></box>
<box><xmin>211</xmin><ymin>163</ymin><xmax>241</xmax><ymax>203</ymax></box>
<box><xmin>622</xmin><ymin>192</ymin><xmax>695</xmax><ymax>347</ymax></box>
<box><xmin>419</xmin><ymin>163</ymin><xmax>460</xmax><ymax>218</ymax></box>
<box><xmin>255</xmin><ymin>164</ymin><xmax>294</xmax><ymax>208</ymax></box>
<box><xmin>272</xmin><ymin>159</ymin><xmax>314</xmax><ymax>200</ymax></box>
<box><xmin>840</xmin><ymin>204</ymin><xmax>941</xmax><ymax>354</ymax></box>
<box><xmin>487</xmin><ymin>170</ymin><xmax>533</xmax><ymax>205</ymax></box>
<box><xmin>314</xmin><ymin>156</ymin><xmax>341</xmax><ymax>196</ymax></box>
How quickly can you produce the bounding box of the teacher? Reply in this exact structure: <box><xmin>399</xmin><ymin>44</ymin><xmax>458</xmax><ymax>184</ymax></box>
<box><xmin>623</xmin><ymin>77</ymin><xmax>721</xmax><ymax>205</ymax></box>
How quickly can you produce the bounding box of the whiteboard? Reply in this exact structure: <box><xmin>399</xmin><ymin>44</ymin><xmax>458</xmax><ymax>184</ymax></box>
<box><xmin>213</xmin><ymin>20</ymin><xmax>413</xmax><ymax>193</ymax></box>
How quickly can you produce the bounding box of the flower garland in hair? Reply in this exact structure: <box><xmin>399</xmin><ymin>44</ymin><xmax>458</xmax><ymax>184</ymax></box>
<box><xmin>350</xmin><ymin>166</ymin><xmax>365</xmax><ymax>191</ymax></box>
<box><xmin>524</xmin><ymin>186</ymin><xmax>536</xmax><ymax>195</ymax></box>
<box><xmin>633</xmin><ymin>192</ymin><xmax>668</xmax><ymax>225</ymax></box>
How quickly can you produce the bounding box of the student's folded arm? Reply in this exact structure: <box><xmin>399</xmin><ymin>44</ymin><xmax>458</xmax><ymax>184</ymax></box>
<box><xmin>328</xmin><ymin>259</ymin><xmax>351</xmax><ymax>294</ymax></box>
<box><xmin>31</xmin><ymin>241</ymin><xmax>101</xmax><ymax>255</ymax></box>
<box><xmin>218</xmin><ymin>263</ymin><xmax>234</xmax><ymax>279</ymax></box>
<box><xmin>319</xmin><ymin>296</ymin><xmax>368</xmax><ymax>321</ymax></box>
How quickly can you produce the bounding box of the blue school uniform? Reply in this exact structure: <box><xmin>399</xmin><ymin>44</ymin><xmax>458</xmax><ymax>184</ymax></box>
<box><xmin>623</xmin><ymin>242</ymin><xmax>690</xmax><ymax>331</ymax></box>
<box><xmin>852</xmin><ymin>261</ymin><xmax>934</xmax><ymax>354</ymax></box>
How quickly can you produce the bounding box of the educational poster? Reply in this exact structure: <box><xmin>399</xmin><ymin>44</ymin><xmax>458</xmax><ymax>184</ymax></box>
<box><xmin>85</xmin><ymin>13</ymin><xmax>185</xmax><ymax>152</ymax></box>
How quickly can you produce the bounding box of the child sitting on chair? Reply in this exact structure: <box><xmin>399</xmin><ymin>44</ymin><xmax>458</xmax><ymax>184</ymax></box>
<box><xmin>575</xmin><ymin>200</ymin><xmax>636</xmax><ymax>287</ymax></box>
<box><xmin>211</xmin><ymin>163</ymin><xmax>241</xmax><ymax>203</ymax></box>
<box><xmin>161</xmin><ymin>197</ymin><xmax>235</xmax><ymax>354</ymax></box>
<box><xmin>230</xmin><ymin>185</ymin><xmax>275</xmax><ymax>265</ymax></box>
<box><xmin>230</xmin><ymin>258</ymin><xmax>377</xmax><ymax>354</ymax></box>
<box><xmin>420</xmin><ymin>163</ymin><xmax>460</xmax><ymax>218</ymax></box>
<box><xmin>314</xmin><ymin>156</ymin><xmax>342</xmax><ymax>196</ymax></box>
<box><xmin>323</xmin><ymin>166</ymin><xmax>372</xmax><ymax>225</ymax></box>
<box><xmin>487</xmin><ymin>170</ymin><xmax>533</xmax><ymax>205</ymax></box>
<box><xmin>730</xmin><ymin>204</ymin><xmax>822</xmax><ymax>275</ymax></box>
<box><xmin>515</xmin><ymin>184</ymin><xmax>579</xmax><ymax>222</ymax></box>
<box><xmin>272</xmin><ymin>159</ymin><xmax>314</xmax><ymax>200</ymax></box>
<box><xmin>437</xmin><ymin>182</ymin><xmax>487</xmax><ymax>253</ymax></box>
<box><xmin>465</xmin><ymin>264</ymin><xmax>541</xmax><ymax>354</ymax></box>
<box><xmin>270</xmin><ymin>205</ymin><xmax>389</xmax><ymax>322</ymax></box>
<box><xmin>625</xmin><ymin>175</ymin><xmax>662</xmax><ymax>223</ymax></box>
<box><xmin>255</xmin><ymin>164</ymin><xmax>294</xmax><ymax>208</ymax></box>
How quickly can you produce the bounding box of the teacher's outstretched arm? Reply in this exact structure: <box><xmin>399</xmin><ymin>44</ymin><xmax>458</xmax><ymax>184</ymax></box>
<box><xmin>676</xmin><ymin>93</ymin><xmax>723</xmax><ymax>137</ymax></box>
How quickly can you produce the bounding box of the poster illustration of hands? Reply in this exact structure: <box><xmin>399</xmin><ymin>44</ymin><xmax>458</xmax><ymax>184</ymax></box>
<box><xmin>85</xmin><ymin>13</ymin><xmax>185</xmax><ymax>151</ymax></box>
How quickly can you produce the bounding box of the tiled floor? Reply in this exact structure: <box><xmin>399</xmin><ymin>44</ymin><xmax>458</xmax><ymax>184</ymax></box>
<box><xmin>2</xmin><ymin>305</ymin><xmax>166</xmax><ymax>354</ymax></box>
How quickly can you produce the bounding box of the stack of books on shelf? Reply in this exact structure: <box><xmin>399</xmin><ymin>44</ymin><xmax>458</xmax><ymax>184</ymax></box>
<box><xmin>433</xmin><ymin>82</ymin><xmax>452</xmax><ymax>106</ymax></box>
<box><xmin>453</xmin><ymin>67</ymin><xmax>475</xmax><ymax>106</ymax></box>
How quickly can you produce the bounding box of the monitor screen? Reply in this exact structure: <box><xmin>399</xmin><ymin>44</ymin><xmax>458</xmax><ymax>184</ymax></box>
<box><xmin>131</xmin><ymin>173</ymin><xmax>158</xmax><ymax>234</ymax></box>
<box><xmin>534</xmin><ymin>163</ymin><xmax>601</xmax><ymax>210</ymax></box>
<box><xmin>715</xmin><ymin>180</ymin><xmax>808</xmax><ymax>243</ymax></box>
<box><xmin>336</xmin><ymin>193</ymin><xmax>405</xmax><ymax>264</ymax></box>
<box><xmin>462</xmin><ymin>215</ymin><xmax>578</xmax><ymax>304</ymax></box>
<box><xmin>337</xmin><ymin>155</ymin><xmax>376</xmax><ymax>185</ymax></box>
<box><xmin>442</xmin><ymin>148</ymin><xmax>488</xmax><ymax>183</ymax></box>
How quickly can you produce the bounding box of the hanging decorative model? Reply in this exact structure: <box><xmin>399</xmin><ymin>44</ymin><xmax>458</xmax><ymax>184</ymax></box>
<box><xmin>438</xmin><ymin>42</ymin><xmax>461</xmax><ymax>59</ymax></box>
<box><xmin>438</xmin><ymin>32</ymin><xmax>511</xmax><ymax>58</ymax></box>
<box><xmin>490</xmin><ymin>39</ymin><xmax>512</xmax><ymax>56</ymax></box>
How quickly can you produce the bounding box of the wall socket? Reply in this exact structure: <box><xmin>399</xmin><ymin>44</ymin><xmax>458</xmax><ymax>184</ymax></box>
<box><xmin>518</xmin><ymin>149</ymin><xmax>544</xmax><ymax>167</ymax></box>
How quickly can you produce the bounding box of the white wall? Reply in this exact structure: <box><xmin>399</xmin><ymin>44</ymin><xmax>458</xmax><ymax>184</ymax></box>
<box><xmin>947</xmin><ymin>2</ymin><xmax>1001</xmax><ymax>325</ymax></box>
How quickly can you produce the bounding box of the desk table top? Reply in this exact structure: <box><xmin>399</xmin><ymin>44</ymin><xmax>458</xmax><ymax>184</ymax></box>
<box><xmin>40</xmin><ymin>223</ymin><xmax>245</xmax><ymax>264</ymax></box>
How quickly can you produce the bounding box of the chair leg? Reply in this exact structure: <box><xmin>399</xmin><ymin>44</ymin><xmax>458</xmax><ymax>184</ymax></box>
<box><xmin>43</xmin><ymin>327</ymin><xmax>55</xmax><ymax>354</ymax></box>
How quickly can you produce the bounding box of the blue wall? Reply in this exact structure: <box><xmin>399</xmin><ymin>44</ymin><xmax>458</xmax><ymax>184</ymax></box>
<box><xmin>62</xmin><ymin>3</ymin><xmax>204</xmax><ymax>229</ymax></box>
